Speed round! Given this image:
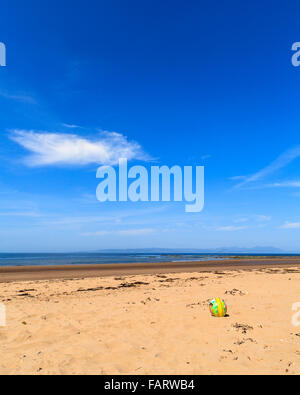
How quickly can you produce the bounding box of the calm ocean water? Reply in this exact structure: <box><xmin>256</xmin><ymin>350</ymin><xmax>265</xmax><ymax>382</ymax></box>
<box><xmin>0</xmin><ymin>252</ymin><xmax>298</xmax><ymax>267</ymax></box>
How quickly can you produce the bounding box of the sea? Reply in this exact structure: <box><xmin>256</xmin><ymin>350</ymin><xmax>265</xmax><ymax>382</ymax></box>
<box><xmin>0</xmin><ymin>252</ymin><xmax>298</xmax><ymax>267</ymax></box>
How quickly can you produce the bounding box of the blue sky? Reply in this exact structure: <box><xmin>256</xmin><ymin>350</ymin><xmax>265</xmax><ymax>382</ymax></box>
<box><xmin>1</xmin><ymin>1</ymin><xmax>300</xmax><ymax>252</ymax></box>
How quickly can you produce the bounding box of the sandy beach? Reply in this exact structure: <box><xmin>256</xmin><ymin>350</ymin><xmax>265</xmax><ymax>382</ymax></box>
<box><xmin>0</xmin><ymin>261</ymin><xmax>300</xmax><ymax>375</ymax></box>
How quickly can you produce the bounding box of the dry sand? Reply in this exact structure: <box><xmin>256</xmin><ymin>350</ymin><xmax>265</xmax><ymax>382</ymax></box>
<box><xmin>0</xmin><ymin>265</ymin><xmax>300</xmax><ymax>374</ymax></box>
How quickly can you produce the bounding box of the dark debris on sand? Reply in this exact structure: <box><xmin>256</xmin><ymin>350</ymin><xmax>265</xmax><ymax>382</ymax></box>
<box><xmin>232</xmin><ymin>323</ymin><xmax>253</xmax><ymax>334</ymax></box>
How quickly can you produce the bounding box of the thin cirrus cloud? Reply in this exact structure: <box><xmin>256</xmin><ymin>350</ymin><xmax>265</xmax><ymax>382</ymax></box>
<box><xmin>233</xmin><ymin>146</ymin><xmax>300</xmax><ymax>189</ymax></box>
<box><xmin>10</xmin><ymin>129</ymin><xmax>149</xmax><ymax>166</ymax></box>
<box><xmin>233</xmin><ymin>215</ymin><xmax>271</xmax><ymax>224</ymax></box>
<box><xmin>82</xmin><ymin>228</ymin><xmax>155</xmax><ymax>236</ymax></box>
<box><xmin>254</xmin><ymin>214</ymin><xmax>271</xmax><ymax>222</ymax></box>
<box><xmin>0</xmin><ymin>211</ymin><xmax>42</xmax><ymax>217</ymax></box>
<box><xmin>265</xmin><ymin>181</ymin><xmax>300</xmax><ymax>188</ymax></box>
<box><xmin>0</xmin><ymin>91</ymin><xmax>36</xmax><ymax>104</ymax></box>
<box><xmin>280</xmin><ymin>222</ymin><xmax>300</xmax><ymax>229</ymax></box>
<box><xmin>233</xmin><ymin>217</ymin><xmax>249</xmax><ymax>223</ymax></box>
<box><xmin>62</xmin><ymin>123</ymin><xmax>82</xmax><ymax>129</ymax></box>
<box><xmin>217</xmin><ymin>225</ymin><xmax>246</xmax><ymax>231</ymax></box>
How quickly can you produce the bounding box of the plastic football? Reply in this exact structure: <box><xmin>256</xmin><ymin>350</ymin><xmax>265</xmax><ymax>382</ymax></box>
<box><xmin>209</xmin><ymin>298</ymin><xmax>227</xmax><ymax>317</ymax></box>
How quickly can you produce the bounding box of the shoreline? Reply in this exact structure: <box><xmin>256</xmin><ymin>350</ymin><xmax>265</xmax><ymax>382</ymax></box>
<box><xmin>1</xmin><ymin>257</ymin><xmax>300</xmax><ymax>282</ymax></box>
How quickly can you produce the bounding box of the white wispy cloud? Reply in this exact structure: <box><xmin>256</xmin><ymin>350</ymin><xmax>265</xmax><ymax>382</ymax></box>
<box><xmin>265</xmin><ymin>181</ymin><xmax>300</xmax><ymax>188</ymax></box>
<box><xmin>217</xmin><ymin>225</ymin><xmax>246</xmax><ymax>231</ymax></box>
<box><xmin>82</xmin><ymin>230</ymin><xmax>111</xmax><ymax>236</ymax></box>
<box><xmin>233</xmin><ymin>215</ymin><xmax>271</xmax><ymax>224</ymax></box>
<box><xmin>82</xmin><ymin>228</ymin><xmax>155</xmax><ymax>236</ymax></box>
<box><xmin>62</xmin><ymin>123</ymin><xmax>81</xmax><ymax>129</ymax></box>
<box><xmin>254</xmin><ymin>215</ymin><xmax>271</xmax><ymax>222</ymax></box>
<box><xmin>233</xmin><ymin>217</ymin><xmax>249</xmax><ymax>223</ymax></box>
<box><xmin>47</xmin><ymin>207</ymin><xmax>166</xmax><ymax>226</ymax></box>
<box><xmin>280</xmin><ymin>222</ymin><xmax>300</xmax><ymax>229</ymax></box>
<box><xmin>0</xmin><ymin>211</ymin><xmax>42</xmax><ymax>217</ymax></box>
<box><xmin>118</xmin><ymin>228</ymin><xmax>155</xmax><ymax>236</ymax></box>
<box><xmin>0</xmin><ymin>91</ymin><xmax>36</xmax><ymax>104</ymax></box>
<box><xmin>50</xmin><ymin>216</ymin><xmax>116</xmax><ymax>225</ymax></box>
<box><xmin>233</xmin><ymin>146</ymin><xmax>300</xmax><ymax>188</ymax></box>
<box><xmin>10</xmin><ymin>130</ymin><xmax>149</xmax><ymax>166</ymax></box>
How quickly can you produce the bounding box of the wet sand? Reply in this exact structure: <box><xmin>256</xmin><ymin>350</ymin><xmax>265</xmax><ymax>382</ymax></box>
<box><xmin>1</xmin><ymin>258</ymin><xmax>300</xmax><ymax>282</ymax></box>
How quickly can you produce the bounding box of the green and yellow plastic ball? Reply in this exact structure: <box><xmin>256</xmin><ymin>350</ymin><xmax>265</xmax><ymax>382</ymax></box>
<box><xmin>209</xmin><ymin>298</ymin><xmax>227</xmax><ymax>317</ymax></box>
